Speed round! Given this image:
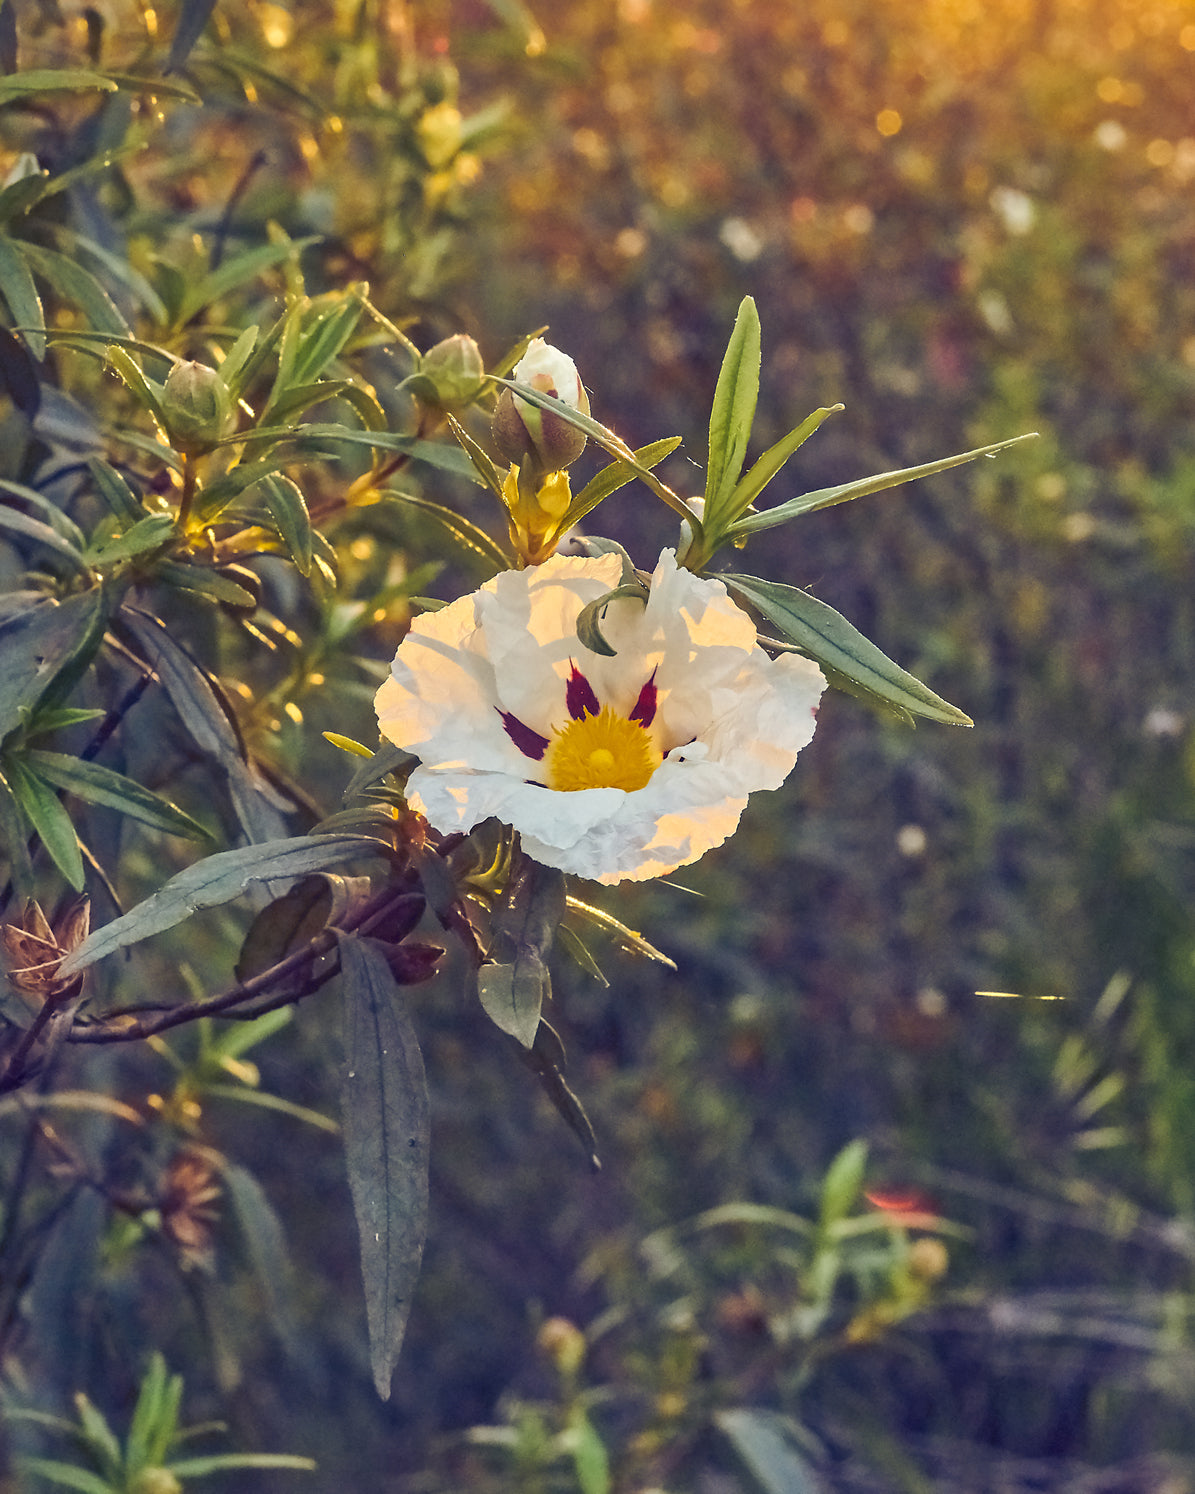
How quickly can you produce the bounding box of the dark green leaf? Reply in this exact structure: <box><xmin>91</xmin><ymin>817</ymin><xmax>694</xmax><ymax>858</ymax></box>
<box><xmin>0</xmin><ymin>479</ymin><xmax>85</xmax><ymax>549</ymax></box>
<box><xmin>18</xmin><ymin>242</ymin><xmax>130</xmax><ymax>337</ymax></box>
<box><xmin>339</xmin><ymin>934</ymin><xmax>430</xmax><ymax>1399</ymax></box>
<box><xmin>727</xmin><ymin>433</ymin><xmax>1039</xmax><ymax>539</ymax></box>
<box><xmin>176</xmin><ymin>237</ymin><xmax>320</xmax><ymax>324</ymax></box>
<box><xmin>220</xmin><ymin>1160</ymin><xmax>300</xmax><ymax>1351</ymax></box>
<box><xmin>564</xmin><ymin>436</ymin><xmax>683</xmax><ymax>531</ymax></box>
<box><xmin>57</xmin><ymin>834</ymin><xmax>381</xmax><ymax>978</ymax></box>
<box><xmin>166</xmin><ymin>1455</ymin><xmax>317</xmax><ymax>1477</ymax></box>
<box><xmin>343</xmin><ymin>741</ymin><xmax>415</xmax><ymax>799</ymax></box>
<box><xmin>235</xmin><ymin>874</ymin><xmax>335</xmax><ymax>982</ymax></box>
<box><xmin>723</xmin><ymin>406</ymin><xmax>843</xmax><ymax>521</ymax></box>
<box><xmin>0</xmin><ymin>764</ymin><xmax>34</xmax><ymax>897</ymax></box>
<box><xmin>819</xmin><ymin>1139</ymin><xmax>868</xmax><ymax>1226</ymax></box>
<box><xmin>521</xmin><ymin>1020</ymin><xmax>601</xmax><ymax>1169</ymax></box>
<box><xmin>444</xmin><ymin>412</ymin><xmax>506</xmax><ymax>495</ymax></box>
<box><xmin>87</xmin><ymin>512</ymin><xmax>174</xmax><ymax>565</ymax></box>
<box><xmin>259</xmin><ymin>472</ymin><xmax>313</xmax><ymax>575</ymax></box>
<box><xmin>291</xmin><ymin>290</ymin><xmax>365</xmax><ymax>385</ymax></box>
<box><xmin>0</xmin><ymin>69</ymin><xmax>118</xmax><ymax>99</ymax></box>
<box><xmin>154</xmin><ymin>559</ymin><xmax>256</xmax><ymax>609</ymax></box>
<box><xmin>721</xmin><ymin>573</ymin><xmax>973</xmax><ymax>727</ymax></box>
<box><xmin>119</xmin><ymin>606</ymin><xmax>288</xmax><ymax>842</ymax></box>
<box><xmin>167</xmin><ymin>0</ymin><xmax>218</xmax><ymax>71</ymax></box>
<box><xmin>4</xmin><ymin>755</ymin><xmax>84</xmax><ymax>890</ymax></box>
<box><xmin>26</xmin><ymin>748</ymin><xmax>209</xmax><ymax>840</ymax></box>
<box><xmin>575</xmin><ymin>583</ymin><xmax>649</xmax><ymax>658</ymax></box>
<box><xmin>477</xmin><ymin>859</ymin><xmax>565</xmax><ymax>1048</ymax></box>
<box><xmin>0</xmin><ymin>589</ymin><xmax>107</xmax><ymax>742</ymax></box>
<box><xmin>716</xmin><ymin>1409</ymin><xmax>826</xmax><ymax>1494</ymax></box>
<box><xmin>14</xmin><ymin>1459</ymin><xmax>114</xmax><ymax>1494</ymax></box>
<box><xmin>380</xmin><ymin>488</ymin><xmax>510</xmax><ymax>572</ymax></box>
<box><xmin>0</xmin><ymin>504</ymin><xmax>91</xmax><ymax>572</ymax></box>
<box><xmin>703</xmin><ymin>295</ymin><xmax>761</xmax><ymax>525</ymax></box>
<box><xmin>0</xmin><ymin>236</ymin><xmax>44</xmax><ymax>359</ymax></box>
<box><xmin>86</xmin><ymin>457</ymin><xmax>145</xmax><ymax>524</ymax></box>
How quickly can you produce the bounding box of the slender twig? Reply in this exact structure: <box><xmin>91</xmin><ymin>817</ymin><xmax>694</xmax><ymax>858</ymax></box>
<box><xmin>66</xmin><ymin>883</ymin><xmax>417</xmax><ymax>1046</ymax></box>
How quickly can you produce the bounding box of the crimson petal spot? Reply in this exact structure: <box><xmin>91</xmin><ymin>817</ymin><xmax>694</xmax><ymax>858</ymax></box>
<box><xmin>499</xmin><ymin>709</ymin><xmax>549</xmax><ymax>761</ymax></box>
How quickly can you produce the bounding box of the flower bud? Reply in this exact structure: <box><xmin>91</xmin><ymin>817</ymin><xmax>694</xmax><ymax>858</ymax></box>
<box><xmin>537</xmin><ymin>1316</ymin><xmax>586</xmax><ymax>1378</ymax></box>
<box><xmin>162</xmin><ymin>359</ymin><xmax>234</xmax><ymax>457</ymax></box>
<box><xmin>492</xmin><ymin>338</ymin><xmax>589</xmax><ymax>475</ymax></box>
<box><xmin>414</xmin><ymin>334</ymin><xmax>484</xmax><ymax>408</ymax></box>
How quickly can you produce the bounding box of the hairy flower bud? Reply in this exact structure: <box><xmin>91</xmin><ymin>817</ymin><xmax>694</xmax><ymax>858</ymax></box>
<box><xmin>414</xmin><ymin>334</ymin><xmax>484</xmax><ymax>408</ymax></box>
<box><xmin>162</xmin><ymin>359</ymin><xmax>234</xmax><ymax>457</ymax></box>
<box><xmin>492</xmin><ymin>338</ymin><xmax>589</xmax><ymax>475</ymax></box>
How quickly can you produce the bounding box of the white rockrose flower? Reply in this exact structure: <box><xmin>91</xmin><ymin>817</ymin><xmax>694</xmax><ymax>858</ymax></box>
<box><xmin>375</xmin><ymin>550</ymin><xmax>825</xmax><ymax>884</ymax></box>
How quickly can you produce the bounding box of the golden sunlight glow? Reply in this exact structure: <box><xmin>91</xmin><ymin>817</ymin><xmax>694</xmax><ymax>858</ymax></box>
<box><xmin>876</xmin><ymin>108</ymin><xmax>903</xmax><ymax>137</ymax></box>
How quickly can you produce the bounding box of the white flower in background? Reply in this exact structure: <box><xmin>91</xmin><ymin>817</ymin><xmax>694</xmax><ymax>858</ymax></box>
<box><xmin>375</xmin><ymin>550</ymin><xmax>825</xmax><ymax>884</ymax></box>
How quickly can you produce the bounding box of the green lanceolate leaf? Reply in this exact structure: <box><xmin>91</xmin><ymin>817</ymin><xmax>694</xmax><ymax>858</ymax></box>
<box><xmin>26</xmin><ymin>749</ymin><xmax>209</xmax><ymax>840</ymax></box>
<box><xmin>715</xmin><ymin>1410</ymin><xmax>826</xmax><ymax>1494</ymax></box>
<box><xmin>0</xmin><ymin>237</ymin><xmax>45</xmax><ymax>360</ymax></box>
<box><xmin>564</xmin><ymin>435</ymin><xmax>683</xmax><ymax>532</ymax></box>
<box><xmin>0</xmin><ymin>504</ymin><xmax>91</xmax><ymax>573</ymax></box>
<box><xmin>721</xmin><ymin>573</ymin><xmax>973</xmax><ymax>727</ymax></box>
<box><xmin>258</xmin><ymin>472</ymin><xmax>314</xmax><ymax>575</ymax></box>
<box><xmin>727</xmin><ymin>433</ymin><xmax>1039</xmax><ymax>540</ymax></box>
<box><xmin>87</xmin><ymin>457</ymin><xmax>145</xmax><ymax>524</ymax></box>
<box><xmin>445</xmin><ymin>412</ymin><xmax>506</xmax><ymax>496</ymax></box>
<box><xmin>0</xmin><ymin>589</ymin><xmax>107</xmax><ymax>742</ymax></box>
<box><xmin>339</xmin><ymin>933</ymin><xmax>430</xmax><ymax>1399</ymax></box>
<box><xmin>153</xmin><ymin>561</ymin><xmax>256</xmax><ymax>609</ymax></box>
<box><xmin>0</xmin><ymin>70</ymin><xmax>119</xmax><ymax>100</ymax></box>
<box><xmin>219</xmin><ymin>1160</ymin><xmax>300</xmax><ymax>1351</ymax></box>
<box><xmin>4</xmin><ymin>755</ymin><xmax>85</xmax><ymax>890</ymax></box>
<box><xmin>702</xmin><ymin>295</ymin><xmax>761</xmax><ymax>528</ymax></box>
<box><xmin>57</xmin><ymin>834</ymin><xmax>380</xmax><ymax>978</ymax></box>
<box><xmin>478</xmin><ymin>858</ymin><xmax>566</xmax><ymax>1048</ymax></box>
<box><xmin>166</xmin><ymin>0</ymin><xmax>219</xmax><ymax>70</ymax></box>
<box><xmin>819</xmin><ymin>1138</ymin><xmax>868</xmax><ymax>1227</ymax></box>
<box><xmin>18</xmin><ymin>242</ymin><xmax>130</xmax><ymax>338</ymax></box>
<box><xmin>381</xmin><ymin>488</ymin><xmax>510</xmax><ymax>572</ymax></box>
<box><xmin>87</xmin><ymin>513</ymin><xmax>175</xmax><ymax>566</ymax></box>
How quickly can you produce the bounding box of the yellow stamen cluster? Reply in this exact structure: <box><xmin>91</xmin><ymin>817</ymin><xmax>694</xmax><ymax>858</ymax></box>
<box><xmin>544</xmin><ymin>705</ymin><xmax>662</xmax><ymax>792</ymax></box>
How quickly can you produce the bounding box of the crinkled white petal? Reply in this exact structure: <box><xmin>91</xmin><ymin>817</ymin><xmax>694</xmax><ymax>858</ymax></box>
<box><xmin>375</xmin><ymin>549</ymin><xmax>825</xmax><ymax>884</ymax></box>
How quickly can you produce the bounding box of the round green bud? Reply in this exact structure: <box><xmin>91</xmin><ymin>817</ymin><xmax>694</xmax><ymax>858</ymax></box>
<box><xmin>162</xmin><ymin>359</ymin><xmax>234</xmax><ymax>457</ymax></box>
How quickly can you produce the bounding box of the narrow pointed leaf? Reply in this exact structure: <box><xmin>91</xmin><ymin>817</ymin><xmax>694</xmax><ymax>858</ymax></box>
<box><xmin>380</xmin><ymin>488</ymin><xmax>510</xmax><ymax>571</ymax></box>
<box><xmin>0</xmin><ymin>70</ymin><xmax>118</xmax><ymax>99</ymax></box>
<box><xmin>166</xmin><ymin>1454</ymin><xmax>317</xmax><ymax>1476</ymax></box>
<box><xmin>477</xmin><ymin>859</ymin><xmax>565</xmax><ymax>1047</ymax></box>
<box><xmin>14</xmin><ymin>1459</ymin><xmax>114</xmax><ymax>1494</ymax></box>
<box><xmin>728</xmin><ymin>433</ymin><xmax>1038</xmax><ymax>539</ymax></box>
<box><xmin>220</xmin><ymin>1161</ymin><xmax>300</xmax><ymax>1350</ymax></box>
<box><xmin>716</xmin><ymin>1410</ymin><xmax>826</xmax><ymax>1494</ymax></box>
<box><xmin>339</xmin><ymin>933</ymin><xmax>430</xmax><ymax>1399</ymax></box>
<box><xmin>724</xmin><ymin>406</ymin><xmax>843</xmax><ymax>520</ymax></box>
<box><xmin>18</xmin><ymin>242</ymin><xmax>130</xmax><ymax>337</ymax></box>
<box><xmin>87</xmin><ymin>512</ymin><xmax>174</xmax><ymax>565</ymax></box>
<box><xmin>26</xmin><ymin>749</ymin><xmax>209</xmax><ymax>840</ymax></box>
<box><xmin>5</xmin><ymin>756</ymin><xmax>85</xmax><ymax>890</ymax></box>
<box><xmin>722</xmin><ymin>573</ymin><xmax>972</xmax><ymax>727</ymax></box>
<box><xmin>564</xmin><ymin>436</ymin><xmax>683</xmax><ymax>530</ymax></box>
<box><xmin>0</xmin><ymin>505</ymin><xmax>91</xmax><ymax>572</ymax></box>
<box><xmin>153</xmin><ymin>560</ymin><xmax>256</xmax><ymax>609</ymax></box>
<box><xmin>0</xmin><ymin>479</ymin><xmax>86</xmax><ymax>548</ymax></box>
<box><xmin>703</xmin><ymin>295</ymin><xmax>761</xmax><ymax>525</ymax></box>
<box><xmin>0</xmin><ymin>589</ymin><xmax>106</xmax><ymax>740</ymax></box>
<box><xmin>259</xmin><ymin>472</ymin><xmax>314</xmax><ymax>575</ymax></box>
<box><xmin>0</xmin><ymin>237</ymin><xmax>45</xmax><ymax>359</ymax></box>
<box><xmin>56</xmin><ymin>834</ymin><xmax>379</xmax><ymax>978</ymax></box>
<box><xmin>819</xmin><ymin>1139</ymin><xmax>868</xmax><ymax>1226</ymax></box>
<box><xmin>166</xmin><ymin>0</ymin><xmax>219</xmax><ymax>70</ymax></box>
<box><xmin>445</xmin><ymin>412</ymin><xmax>505</xmax><ymax>496</ymax></box>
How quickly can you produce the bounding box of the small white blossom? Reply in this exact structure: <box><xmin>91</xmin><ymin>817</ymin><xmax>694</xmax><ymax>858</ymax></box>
<box><xmin>375</xmin><ymin>551</ymin><xmax>825</xmax><ymax>884</ymax></box>
<box><xmin>513</xmin><ymin>338</ymin><xmax>586</xmax><ymax>408</ymax></box>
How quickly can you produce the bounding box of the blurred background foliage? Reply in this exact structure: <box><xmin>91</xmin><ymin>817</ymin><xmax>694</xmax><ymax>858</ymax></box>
<box><xmin>1</xmin><ymin>0</ymin><xmax>1195</xmax><ymax>1490</ymax></box>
